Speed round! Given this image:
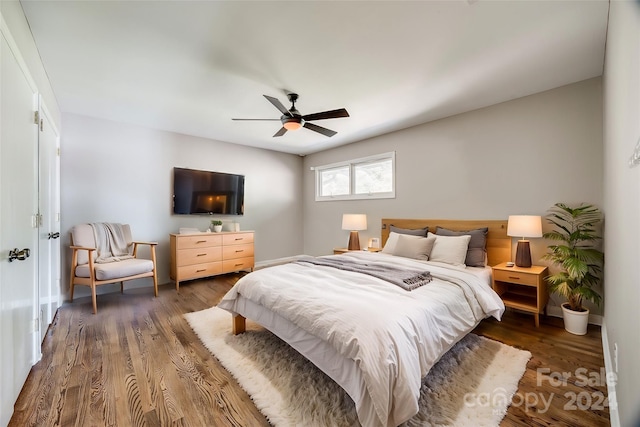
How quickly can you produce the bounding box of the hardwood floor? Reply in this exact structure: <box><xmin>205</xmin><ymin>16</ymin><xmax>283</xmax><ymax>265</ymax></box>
<box><xmin>10</xmin><ymin>275</ymin><xmax>610</xmax><ymax>426</ymax></box>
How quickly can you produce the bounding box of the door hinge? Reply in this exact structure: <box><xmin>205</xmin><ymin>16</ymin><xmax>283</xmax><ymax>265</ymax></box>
<box><xmin>34</xmin><ymin>111</ymin><xmax>40</xmax><ymax>125</ymax></box>
<box><xmin>40</xmin><ymin>119</ymin><xmax>43</xmax><ymax>132</ymax></box>
<box><xmin>57</xmin><ymin>147</ymin><xmax>60</xmax><ymax>156</ymax></box>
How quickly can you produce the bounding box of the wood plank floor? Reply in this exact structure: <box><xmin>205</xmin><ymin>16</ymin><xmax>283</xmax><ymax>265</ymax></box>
<box><xmin>10</xmin><ymin>274</ymin><xmax>610</xmax><ymax>426</ymax></box>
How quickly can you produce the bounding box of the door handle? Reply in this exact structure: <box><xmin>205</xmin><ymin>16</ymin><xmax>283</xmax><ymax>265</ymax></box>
<box><xmin>8</xmin><ymin>248</ymin><xmax>30</xmax><ymax>262</ymax></box>
<box><xmin>48</xmin><ymin>232</ymin><xmax>60</xmax><ymax>240</ymax></box>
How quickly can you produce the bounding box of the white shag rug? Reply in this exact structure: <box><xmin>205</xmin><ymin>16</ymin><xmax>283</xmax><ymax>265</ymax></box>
<box><xmin>185</xmin><ymin>307</ymin><xmax>531</xmax><ymax>427</ymax></box>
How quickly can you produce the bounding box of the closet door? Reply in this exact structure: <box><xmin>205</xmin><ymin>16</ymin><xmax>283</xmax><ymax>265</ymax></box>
<box><xmin>37</xmin><ymin>103</ymin><xmax>60</xmax><ymax>342</ymax></box>
<box><xmin>0</xmin><ymin>31</ymin><xmax>39</xmax><ymax>426</ymax></box>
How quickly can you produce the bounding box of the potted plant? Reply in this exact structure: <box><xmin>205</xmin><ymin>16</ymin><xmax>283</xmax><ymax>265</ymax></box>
<box><xmin>211</xmin><ymin>220</ymin><xmax>223</xmax><ymax>233</ymax></box>
<box><xmin>541</xmin><ymin>203</ymin><xmax>604</xmax><ymax>335</ymax></box>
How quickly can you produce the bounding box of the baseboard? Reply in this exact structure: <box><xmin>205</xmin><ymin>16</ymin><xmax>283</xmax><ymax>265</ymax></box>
<box><xmin>601</xmin><ymin>320</ymin><xmax>620</xmax><ymax>427</ymax></box>
<box><xmin>546</xmin><ymin>305</ymin><xmax>603</xmax><ymax>326</ymax></box>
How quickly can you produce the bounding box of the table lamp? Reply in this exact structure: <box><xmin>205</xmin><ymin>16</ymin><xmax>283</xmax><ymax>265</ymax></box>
<box><xmin>342</xmin><ymin>214</ymin><xmax>367</xmax><ymax>250</ymax></box>
<box><xmin>507</xmin><ymin>215</ymin><xmax>542</xmax><ymax>268</ymax></box>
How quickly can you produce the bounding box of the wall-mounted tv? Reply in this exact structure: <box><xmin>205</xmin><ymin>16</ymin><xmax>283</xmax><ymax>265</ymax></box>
<box><xmin>173</xmin><ymin>167</ymin><xmax>244</xmax><ymax>216</ymax></box>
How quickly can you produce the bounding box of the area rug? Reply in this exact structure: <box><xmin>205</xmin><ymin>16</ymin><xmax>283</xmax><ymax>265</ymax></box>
<box><xmin>185</xmin><ymin>307</ymin><xmax>531</xmax><ymax>427</ymax></box>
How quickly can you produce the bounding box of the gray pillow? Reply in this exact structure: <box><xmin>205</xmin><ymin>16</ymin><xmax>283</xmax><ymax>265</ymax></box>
<box><xmin>435</xmin><ymin>226</ymin><xmax>488</xmax><ymax>267</ymax></box>
<box><xmin>389</xmin><ymin>225</ymin><xmax>429</xmax><ymax>237</ymax></box>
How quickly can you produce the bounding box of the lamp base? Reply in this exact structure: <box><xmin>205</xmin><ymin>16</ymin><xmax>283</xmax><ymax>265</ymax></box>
<box><xmin>515</xmin><ymin>240</ymin><xmax>532</xmax><ymax>268</ymax></box>
<box><xmin>347</xmin><ymin>231</ymin><xmax>361</xmax><ymax>251</ymax></box>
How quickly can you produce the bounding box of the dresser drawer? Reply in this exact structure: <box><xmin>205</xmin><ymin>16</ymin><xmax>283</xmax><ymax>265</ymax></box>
<box><xmin>223</xmin><ymin>257</ymin><xmax>254</xmax><ymax>273</ymax></box>
<box><xmin>223</xmin><ymin>233</ymin><xmax>254</xmax><ymax>246</ymax></box>
<box><xmin>222</xmin><ymin>243</ymin><xmax>254</xmax><ymax>260</ymax></box>
<box><xmin>176</xmin><ymin>247</ymin><xmax>222</xmax><ymax>266</ymax></box>
<box><xmin>176</xmin><ymin>234</ymin><xmax>223</xmax><ymax>249</ymax></box>
<box><xmin>493</xmin><ymin>269</ymin><xmax>538</xmax><ymax>286</ymax></box>
<box><xmin>177</xmin><ymin>261</ymin><xmax>223</xmax><ymax>281</ymax></box>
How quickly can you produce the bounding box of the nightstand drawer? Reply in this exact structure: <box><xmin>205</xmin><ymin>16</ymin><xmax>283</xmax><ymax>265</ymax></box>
<box><xmin>493</xmin><ymin>269</ymin><xmax>538</xmax><ymax>286</ymax></box>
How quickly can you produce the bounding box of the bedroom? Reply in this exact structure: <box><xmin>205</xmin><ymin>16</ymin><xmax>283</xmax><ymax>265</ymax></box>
<box><xmin>0</xmin><ymin>1</ymin><xmax>638</xmax><ymax>426</ymax></box>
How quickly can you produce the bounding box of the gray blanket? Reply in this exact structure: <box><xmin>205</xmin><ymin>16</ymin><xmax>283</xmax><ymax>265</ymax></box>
<box><xmin>295</xmin><ymin>255</ymin><xmax>432</xmax><ymax>291</ymax></box>
<box><xmin>90</xmin><ymin>223</ymin><xmax>134</xmax><ymax>263</ymax></box>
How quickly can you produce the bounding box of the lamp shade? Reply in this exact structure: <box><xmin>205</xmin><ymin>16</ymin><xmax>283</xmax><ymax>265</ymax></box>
<box><xmin>342</xmin><ymin>214</ymin><xmax>367</xmax><ymax>231</ymax></box>
<box><xmin>507</xmin><ymin>215</ymin><xmax>542</xmax><ymax>239</ymax></box>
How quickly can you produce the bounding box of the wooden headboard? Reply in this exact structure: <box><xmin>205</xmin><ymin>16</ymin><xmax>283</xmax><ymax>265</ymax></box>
<box><xmin>381</xmin><ymin>218</ymin><xmax>511</xmax><ymax>267</ymax></box>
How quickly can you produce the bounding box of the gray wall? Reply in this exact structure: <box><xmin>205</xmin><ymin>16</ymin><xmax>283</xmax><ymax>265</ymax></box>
<box><xmin>603</xmin><ymin>1</ymin><xmax>640</xmax><ymax>425</ymax></box>
<box><xmin>303</xmin><ymin>77</ymin><xmax>603</xmax><ymax>313</ymax></box>
<box><xmin>61</xmin><ymin>113</ymin><xmax>304</xmax><ymax>299</ymax></box>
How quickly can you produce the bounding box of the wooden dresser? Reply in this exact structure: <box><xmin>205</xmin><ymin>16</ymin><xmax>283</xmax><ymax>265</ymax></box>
<box><xmin>169</xmin><ymin>231</ymin><xmax>254</xmax><ymax>290</ymax></box>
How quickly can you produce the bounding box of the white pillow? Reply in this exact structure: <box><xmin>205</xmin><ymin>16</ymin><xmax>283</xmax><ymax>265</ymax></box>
<box><xmin>428</xmin><ymin>232</ymin><xmax>472</xmax><ymax>266</ymax></box>
<box><xmin>383</xmin><ymin>232</ymin><xmax>420</xmax><ymax>253</ymax></box>
<box><xmin>393</xmin><ymin>234</ymin><xmax>436</xmax><ymax>260</ymax></box>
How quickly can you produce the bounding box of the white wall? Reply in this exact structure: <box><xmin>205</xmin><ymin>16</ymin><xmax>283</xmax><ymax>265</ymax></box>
<box><xmin>303</xmin><ymin>77</ymin><xmax>603</xmax><ymax>313</ymax></box>
<box><xmin>602</xmin><ymin>1</ymin><xmax>640</xmax><ymax>425</ymax></box>
<box><xmin>61</xmin><ymin>113</ymin><xmax>303</xmax><ymax>299</ymax></box>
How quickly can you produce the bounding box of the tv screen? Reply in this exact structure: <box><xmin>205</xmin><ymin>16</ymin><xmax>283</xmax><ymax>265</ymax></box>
<box><xmin>173</xmin><ymin>167</ymin><xmax>244</xmax><ymax>215</ymax></box>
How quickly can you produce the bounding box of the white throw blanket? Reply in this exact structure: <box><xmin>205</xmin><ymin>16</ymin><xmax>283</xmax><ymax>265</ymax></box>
<box><xmin>218</xmin><ymin>251</ymin><xmax>505</xmax><ymax>427</ymax></box>
<box><xmin>90</xmin><ymin>223</ymin><xmax>133</xmax><ymax>263</ymax></box>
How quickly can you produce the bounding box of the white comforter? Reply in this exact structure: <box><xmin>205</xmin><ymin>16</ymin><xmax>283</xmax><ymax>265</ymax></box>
<box><xmin>218</xmin><ymin>251</ymin><xmax>504</xmax><ymax>427</ymax></box>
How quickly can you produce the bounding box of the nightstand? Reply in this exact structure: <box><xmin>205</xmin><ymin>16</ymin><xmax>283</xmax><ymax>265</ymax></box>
<box><xmin>333</xmin><ymin>248</ymin><xmax>382</xmax><ymax>255</ymax></box>
<box><xmin>492</xmin><ymin>262</ymin><xmax>549</xmax><ymax>327</ymax></box>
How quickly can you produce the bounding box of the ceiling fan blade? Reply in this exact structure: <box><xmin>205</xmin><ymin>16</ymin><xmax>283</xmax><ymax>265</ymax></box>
<box><xmin>303</xmin><ymin>122</ymin><xmax>337</xmax><ymax>137</ymax></box>
<box><xmin>264</xmin><ymin>95</ymin><xmax>291</xmax><ymax>116</ymax></box>
<box><xmin>302</xmin><ymin>108</ymin><xmax>349</xmax><ymax>122</ymax></box>
<box><xmin>273</xmin><ymin>127</ymin><xmax>288</xmax><ymax>137</ymax></box>
<box><xmin>232</xmin><ymin>118</ymin><xmax>281</xmax><ymax>121</ymax></box>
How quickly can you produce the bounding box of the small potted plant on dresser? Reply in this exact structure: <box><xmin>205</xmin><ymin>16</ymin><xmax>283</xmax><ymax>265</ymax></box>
<box><xmin>542</xmin><ymin>203</ymin><xmax>604</xmax><ymax>335</ymax></box>
<box><xmin>211</xmin><ymin>220</ymin><xmax>223</xmax><ymax>233</ymax></box>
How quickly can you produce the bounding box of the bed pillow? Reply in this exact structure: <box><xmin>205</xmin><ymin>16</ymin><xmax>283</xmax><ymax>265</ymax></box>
<box><xmin>389</xmin><ymin>225</ymin><xmax>429</xmax><ymax>237</ymax></box>
<box><xmin>382</xmin><ymin>232</ymin><xmax>424</xmax><ymax>254</ymax></box>
<box><xmin>393</xmin><ymin>234</ymin><xmax>436</xmax><ymax>260</ymax></box>
<box><xmin>435</xmin><ymin>226</ymin><xmax>489</xmax><ymax>267</ymax></box>
<box><xmin>428</xmin><ymin>233</ymin><xmax>472</xmax><ymax>267</ymax></box>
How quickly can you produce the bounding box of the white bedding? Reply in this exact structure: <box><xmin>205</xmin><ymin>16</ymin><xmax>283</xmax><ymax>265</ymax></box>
<box><xmin>218</xmin><ymin>251</ymin><xmax>504</xmax><ymax>427</ymax></box>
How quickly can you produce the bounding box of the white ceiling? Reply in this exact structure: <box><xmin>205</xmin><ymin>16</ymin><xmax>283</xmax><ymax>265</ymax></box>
<box><xmin>20</xmin><ymin>0</ymin><xmax>609</xmax><ymax>155</ymax></box>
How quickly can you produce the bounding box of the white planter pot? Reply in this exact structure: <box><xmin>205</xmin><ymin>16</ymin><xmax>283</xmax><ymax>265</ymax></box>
<box><xmin>561</xmin><ymin>303</ymin><xmax>589</xmax><ymax>335</ymax></box>
<box><xmin>213</xmin><ymin>225</ymin><xmax>223</xmax><ymax>233</ymax></box>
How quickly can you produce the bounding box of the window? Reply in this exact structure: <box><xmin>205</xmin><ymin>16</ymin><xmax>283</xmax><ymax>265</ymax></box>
<box><xmin>315</xmin><ymin>152</ymin><xmax>395</xmax><ymax>201</ymax></box>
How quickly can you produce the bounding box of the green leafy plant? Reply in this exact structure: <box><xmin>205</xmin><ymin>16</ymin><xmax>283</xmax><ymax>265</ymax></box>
<box><xmin>541</xmin><ymin>203</ymin><xmax>604</xmax><ymax>312</ymax></box>
<box><xmin>211</xmin><ymin>220</ymin><xmax>223</xmax><ymax>226</ymax></box>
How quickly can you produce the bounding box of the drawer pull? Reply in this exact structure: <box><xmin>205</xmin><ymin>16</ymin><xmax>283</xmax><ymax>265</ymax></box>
<box><xmin>196</xmin><ymin>253</ymin><xmax>207</xmax><ymax>257</ymax></box>
<box><xmin>508</xmin><ymin>276</ymin><xmax>521</xmax><ymax>280</ymax></box>
<box><xmin>235</xmin><ymin>238</ymin><xmax>243</xmax><ymax>241</ymax></box>
<box><xmin>196</xmin><ymin>269</ymin><xmax>206</xmax><ymax>273</ymax></box>
<box><xmin>235</xmin><ymin>249</ymin><xmax>244</xmax><ymax>253</ymax></box>
<box><xmin>196</xmin><ymin>240</ymin><xmax>207</xmax><ymax>243</ymax></box>
<box><xmin>235</xmin><ymin>263</ymin><xmax>243</xmax><ymax>266</ymax></box>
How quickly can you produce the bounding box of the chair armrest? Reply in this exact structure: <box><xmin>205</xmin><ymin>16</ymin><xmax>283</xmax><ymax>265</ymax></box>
<box><xmin>132</xmin><ymin>241</ymin><xmax>158</xmax><ymax>246</ymax></box>
<box><xmin>70</xmin><ymin>245</ymin><xmax>96</xmax><ymax>252</ymax></box>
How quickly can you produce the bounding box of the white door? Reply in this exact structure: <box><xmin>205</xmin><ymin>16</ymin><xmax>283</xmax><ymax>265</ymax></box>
<box><xmin>37</xmin><ymin>102</ymin><xmax>60</xmax><ymax>342</ymax></box>
<box><xmin>0</xmin><ymin>32</ymin><xmax>39</xmax><ymax>425</ymax></box>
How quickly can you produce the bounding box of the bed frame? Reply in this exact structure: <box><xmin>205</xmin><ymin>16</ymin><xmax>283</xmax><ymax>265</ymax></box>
<box><xmin>232</xmin><ymin>218</ymin><xmax>511</xmax><ymax>334</ymax></box>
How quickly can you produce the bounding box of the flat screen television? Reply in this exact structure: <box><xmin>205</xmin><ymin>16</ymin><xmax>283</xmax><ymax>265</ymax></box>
<box><xmin>173</xmin><ymin>167</ymin><xmax>244</xmax><ymax>215</ymax></box>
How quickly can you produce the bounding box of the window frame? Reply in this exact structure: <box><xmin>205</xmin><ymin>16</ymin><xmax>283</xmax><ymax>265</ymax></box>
<box><xmin>314</xmin><ymin>152</ymin><xmax>396</xmax><ymax>201</ymax></box>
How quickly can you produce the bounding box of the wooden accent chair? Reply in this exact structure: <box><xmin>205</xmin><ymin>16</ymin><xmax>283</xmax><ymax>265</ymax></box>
<box><xmin>69</xmin><ymin>223</ymin><xmax>158</xmax><ymax>313</ymax></box>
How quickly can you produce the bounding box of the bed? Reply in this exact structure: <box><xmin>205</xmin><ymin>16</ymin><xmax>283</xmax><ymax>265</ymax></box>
<box><xmin>217</xmin><ymin>219</ymin><xmax>511</xmax><ymax>427</ymax></box>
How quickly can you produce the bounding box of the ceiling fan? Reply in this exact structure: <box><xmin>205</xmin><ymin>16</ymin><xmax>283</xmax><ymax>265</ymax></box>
<box><xmin>232</xmin><ymin>93</ymin><xmax>349</xmax><ymax>138</ymax></box>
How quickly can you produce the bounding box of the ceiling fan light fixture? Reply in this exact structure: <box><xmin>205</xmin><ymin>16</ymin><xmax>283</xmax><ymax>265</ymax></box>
<box><xmin>283</xmin><ymin>118</ymin><xmax>303</xmax><ymax>131</ymax></box>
